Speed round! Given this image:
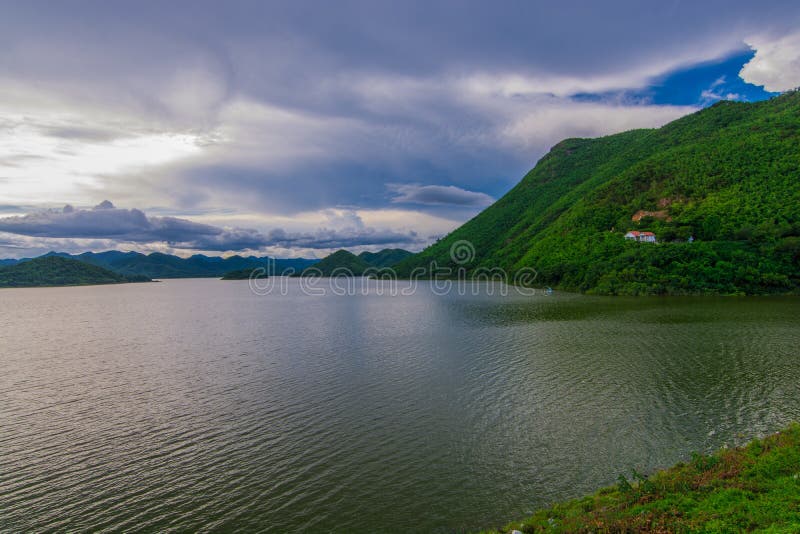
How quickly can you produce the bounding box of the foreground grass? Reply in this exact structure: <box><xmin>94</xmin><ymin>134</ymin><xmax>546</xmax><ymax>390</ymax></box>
<box><xmin>485</xmin><ymin>423</ymin><xmax>800</xmax><ymax>533</ymax></box>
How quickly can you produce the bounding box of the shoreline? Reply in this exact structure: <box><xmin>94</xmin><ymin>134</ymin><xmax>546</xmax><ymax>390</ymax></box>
<box><xmin>482</xmin><ymin>423</ymin><xmax>800</xmax><ymax>533</ymax></box>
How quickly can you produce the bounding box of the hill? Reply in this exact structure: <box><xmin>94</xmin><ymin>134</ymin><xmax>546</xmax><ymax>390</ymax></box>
<box><xmin>358</xmin><ymin>248</ymin><xmax>413</xmax><ymax>267</ymax></box>
<box><xmin>396</xmin><ymin>92</ymin><xmax>800</xmax><ymax>295</ymax></box>
<box><xmin>3</xmin><ymin>251</ymin><xmax>318</xmax><ymax>279</ymax></box>
<box><xmin>0</xmin><ymin>256</ymin><xmax>151</xmax><ymax>288</ymax></box>
<box><xmin>220</xmin><ymin>267</ymin><xmax>268</xmax><ymax>280</ymax></box>
<box><xmin>300</xmin><ymin>250</ymin><xmax>372</xmax><ymax>276</ymax></box>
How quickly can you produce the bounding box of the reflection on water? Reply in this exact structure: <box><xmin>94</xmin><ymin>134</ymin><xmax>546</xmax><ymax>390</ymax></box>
<box><xmin>1</xmin><ymin>279</ymin><xmax>799</xmax><ymax>532</ymax></box>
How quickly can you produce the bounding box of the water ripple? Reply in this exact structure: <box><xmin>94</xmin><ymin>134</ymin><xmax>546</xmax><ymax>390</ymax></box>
<box><xmin>1</xmin><ymin>281</ymin><xmax>799</xmax><ymax>532</ymax></box>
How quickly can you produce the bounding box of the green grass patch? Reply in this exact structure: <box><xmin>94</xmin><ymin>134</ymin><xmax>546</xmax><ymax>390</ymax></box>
<box><xmin>484</xmin><ymin>423</ymin><xmax>800</xmax><ymax>533</ymax></box>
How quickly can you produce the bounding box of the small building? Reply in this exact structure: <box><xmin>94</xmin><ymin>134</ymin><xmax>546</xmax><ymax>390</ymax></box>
<box><xmin>624</xmin><ymin>230</ymin><xmax>657</xmax><ymax>243</ymax></box>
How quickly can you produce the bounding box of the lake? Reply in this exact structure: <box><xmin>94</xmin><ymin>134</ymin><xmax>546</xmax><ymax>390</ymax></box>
<box><xmin>2</xmin><ymin>279</ymin><xmax>799</xmax><ymax>532</ymax></box>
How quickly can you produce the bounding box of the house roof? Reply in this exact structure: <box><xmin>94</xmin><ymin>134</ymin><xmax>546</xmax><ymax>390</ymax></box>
<box><xmin>625</xmin><ymin>231</ymin><xmax>656</xmax><ymax>237</ymax></box>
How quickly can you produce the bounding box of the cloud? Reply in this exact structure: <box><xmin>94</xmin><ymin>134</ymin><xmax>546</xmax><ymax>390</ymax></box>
<box><xmin>498</xmin><ymin>99</ymin><xmax>698</xmax><ymax>150</ymax></box>
<box><xmin>741</xmin><ymin>32</ymin><xmax>800</xmax><ymax>92</ymax></box>
<box><xmin>1</xmin><ymin>1</ymin><xmax>799</xmax><ymax>255</ymax></box>
<box><xmin>0</xmin><ymin>205</ymin><xmax>26</xmax><ymax>214</ymax></box>
<box><xmin>0</xmin><ymin>109</ymin><xmax>203</xmax><ymax>205</ymax></box>
<box><xmin>263</xmin><ymin>227</ymin><xmax>420</xmax><ymax>250</ymax></box>
<box><xmin>388</xmin><ymin>184</ymin><xmax>494</xmax><ymax>207</ymax></box>
<box><xmin>0</xmin><ymin>202</ymin><xmax>422</xmax><ymax>252</ymax></box>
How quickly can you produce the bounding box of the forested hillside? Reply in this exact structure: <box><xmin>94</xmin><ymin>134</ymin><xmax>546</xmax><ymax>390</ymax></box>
<box><xmin>1</xmin><ymin>251</ymin><xmax>317</xmax><ymax>279</ymax></box>
<box><xmin>396</xmin><ymin>92</ymin><xmax>800</xmax><ymax>295</ymax></box>
<box><xmin>358</xmin><ymin>248</ymin><xmax>413</xmax><ymax>267</ymax></box>
<box><xmin>298</xmin><ymin>250</ymin><xmax>371</xmax><ymax>276</ymax></box>
<box><xmin>0</xmin><ymin>256</ymin><xmax>150</xmax><ymax>288</ymax></box>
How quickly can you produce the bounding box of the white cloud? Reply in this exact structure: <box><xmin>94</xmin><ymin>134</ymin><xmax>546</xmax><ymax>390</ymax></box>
<box><xmin>0</xmin><ymin>109</ymin><xmax>203</xmax><ymax>205</ymax></box>
<box><xmin>498</xmin><ymin>99</ymin><xmax>698</xmax><ymax>151</ymax></box>
<box><xmin>158</xmin><ymin>60</ymin><xmax>231</xmax><ymax>121</ymax></box>
<box><xmin>388</xmin><ymin>184</ymin><xmax>494</xmax><ymax>207</ymax></box>
<box><xmin>208</xmin><ymin>98</ymin><xmax>373</xmax><ymax>167</ymax></box>
<box><xmin>741</xmin><ymin>32</ymin><xmax>800</xmax><ymax>92</ymax></box>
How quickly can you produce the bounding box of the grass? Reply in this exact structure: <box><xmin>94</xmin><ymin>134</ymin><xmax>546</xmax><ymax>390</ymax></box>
<box><xmin>484</xmin><ymin>423</ymin><xmax>800</xmax><ymax>533</ymax></box>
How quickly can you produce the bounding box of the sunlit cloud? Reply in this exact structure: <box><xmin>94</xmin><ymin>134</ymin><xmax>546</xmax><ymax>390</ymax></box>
<box><xmin>0</xmin><ymin>112</ymin><xmax>202</xmax><ymax>204</ymax></box>
<box><xmin>741</xmin><ymin>31</ymin><xmax>800</xmax><ymax>92</ymax></box>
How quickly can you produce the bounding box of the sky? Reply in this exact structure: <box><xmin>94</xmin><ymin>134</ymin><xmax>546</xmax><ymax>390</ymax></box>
<box><xmin>0</xmin><ymin>0</ymin><xmax>799</xmax><ymax>259</ymax></box>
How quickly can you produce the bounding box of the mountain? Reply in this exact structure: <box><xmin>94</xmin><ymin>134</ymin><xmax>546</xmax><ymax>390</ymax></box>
<box><xmin>0</xmin><ymin>256</ymin><xmax>151</xmax><ymax>288</ymax></box>
<box><xmin>396</xmin><ymin>92</ymin><xmax>800</xmax><ymax>295</ymax></box>
<box><xmin>358</xmin><ymin>248</ymin><xmax>413</xmax><ymax>268</ymax></box>
<box><xmin>221</xmin><ymin>267</ymin><xmax>268</xmax><ymax>280</ymax></box>
<box><xmin>75</xmin><ymin>251</ymin><xmax>264</xmax><ymax>278</ymax></box>
<box><xmin>271</xmin><ymin>257</ymin><xmax>321</xmax><ymax>274</ymax></box>
<box><xmin>300</xmin><ymin>250</ymin><xmax>372</xmax><ymax>276</ymax></box>
<box><xmin>4</xmin><ymin>251</ymin><xmax>318</xmax><ymax>279</ymax></box>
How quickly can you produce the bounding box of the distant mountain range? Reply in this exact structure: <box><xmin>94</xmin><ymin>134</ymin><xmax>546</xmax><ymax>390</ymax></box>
<box><xmin>220</xmin><ymin>268</ymin><xmax>267</xmax><ymax>280</ymax></box>
<box><xmin>0</xmin><ymin>256</ymin><xmax>151</xmax><ymax>288</ymax></box>
<box><xmin>299</xmin><ymin>250</ymin><xmax>371</xmax><ymax>276</ymax></box>
<box><xmin>298</xmin><ymin>248</ymin><xmax>414</xmax><ymax>276</ymax></box>
<box><xmin>0</xmin><ymin>251</ymin><xmax>319</xmax><ymax>279</ymax></box>
<box><xmin>0</xmin><ymin>248</ymin><xmax>415</xmax><ymax>281</ymax></box>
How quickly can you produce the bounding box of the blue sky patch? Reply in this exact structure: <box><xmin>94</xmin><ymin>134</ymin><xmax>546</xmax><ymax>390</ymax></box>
<box><xmin>574</xmin><ymin>49</ymin><xmax>779</xmax><ymax>107</ymax></box>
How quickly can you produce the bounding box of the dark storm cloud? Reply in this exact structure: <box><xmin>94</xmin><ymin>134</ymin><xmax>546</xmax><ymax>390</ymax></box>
<box><xmin>0</xmin><ymin>201</ymin><xmax>223</xmax><ymax>241</ymax></box>
<box><xmin>0</xmin><ymin>202</ymin><xmax>421</xmax><ymax>251</ymax></box>
<box><xmin>7</xmin><ymin>1</ymin><xmax>799</xmax><ymax>85</ymax></box>
<box><xmin>263</xmin><ymin>227</ymin><xmax>420</xmax><ymax>250</ymax></box>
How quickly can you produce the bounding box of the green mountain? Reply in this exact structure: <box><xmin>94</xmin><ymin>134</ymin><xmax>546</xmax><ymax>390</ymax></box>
<box><xmin>396</xmin><ymin>92</ymin><xmax>800</xmax><ymax>295</ymax></box>
<box><xmin>300</xmin><ymin>250</ymin><xmax>372</xmax><ymax>276</ymax></box>
<box><xmin>220</xmin><ymin>267</ymin><xmax>268</xmax><ymax>280</ymax></box>
<box><xmin>4</xmin><ymin>251</ymin><xmax>318</xmax><ymax>279</ymax></box>
<box><xmin>0</xmin><ymin>256</ymin><xmax>151</xmax><ymax>288</ymax></box>
<box><xmin>358</xmin><ymin>248</ymin><xmax>413</xmax><ymax>267</ymax></box>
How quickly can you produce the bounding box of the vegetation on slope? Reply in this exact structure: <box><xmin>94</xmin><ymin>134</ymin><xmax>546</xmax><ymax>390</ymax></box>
<box><xmin>3</xmin><ymin>251</ymin><xmax>318</xmax><ymax>279</ymax></box>
<box><xmin>396</xmin><ymin>92</ymin><xmax>800</xmax><ymax>295</ymax></box>
<box><xmin>299</xmin><ymin>249</ymin><xmax>372</xmax><ymax>276</ymax></box>
<box><xmin>0</xmin><ymin>256</ymin><xmax>150</xmax><ymax>287</ymax></box>
<box><xmin>485</xmin><ymin>423</ymin><xmax>800</xmax><ymax>533</ymax></box>
<box><xmin>358</xmin><ymin>248</ymin><xmax>413</xmax><ymax>268</ymax></box>
<box><xmin>220</xmin><ymin>267</ymin><xmax>267</xmax><ymax>280</ymax></box>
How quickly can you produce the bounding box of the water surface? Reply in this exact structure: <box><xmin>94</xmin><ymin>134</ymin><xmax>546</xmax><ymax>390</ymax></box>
<box><xmin>2</xmin><ymin>279</ymin><xmax>799</xmax><ymax>532</ymax></box>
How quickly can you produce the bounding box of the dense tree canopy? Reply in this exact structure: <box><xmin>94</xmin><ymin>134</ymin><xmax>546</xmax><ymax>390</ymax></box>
<box><xmin>396</xmin><ymin>92</ymin><xmax>800</xmax><ymax>295</ymax></box>
<box><xmin>0</xmin><ymin>256</ymin><xmax>150</xmax><ymax>288</ymax></box>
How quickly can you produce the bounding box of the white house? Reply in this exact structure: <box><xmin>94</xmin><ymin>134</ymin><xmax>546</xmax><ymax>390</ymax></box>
<box><xmin>624</xmin><ymin>231</ymin><xmax>657</xmax><ymax>243</ymax></box>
